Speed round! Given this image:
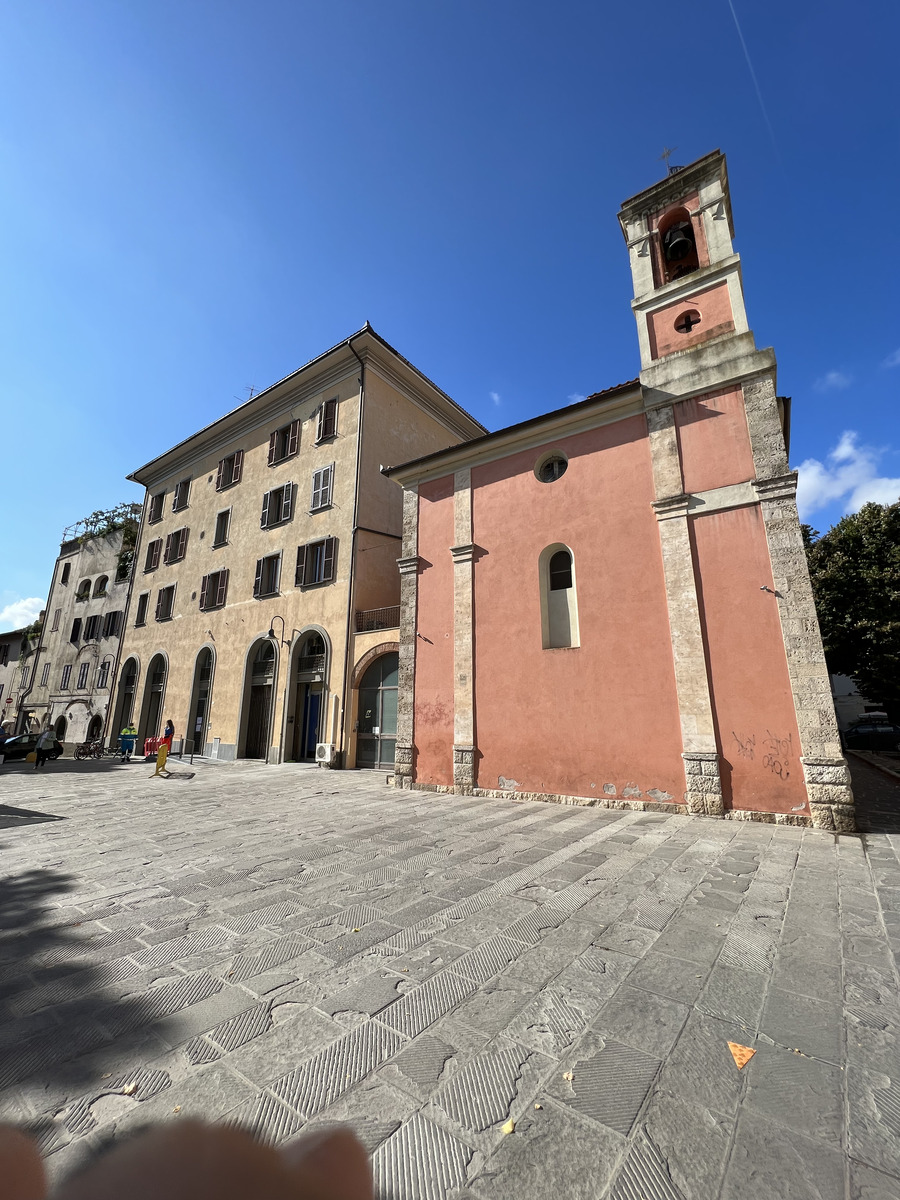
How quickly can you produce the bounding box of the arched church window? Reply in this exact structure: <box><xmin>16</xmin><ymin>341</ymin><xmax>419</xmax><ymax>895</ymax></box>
<box><xmin>540</xmin><ymin>545</ymin><xmax>579</xmax><ymax>649</ymax></box>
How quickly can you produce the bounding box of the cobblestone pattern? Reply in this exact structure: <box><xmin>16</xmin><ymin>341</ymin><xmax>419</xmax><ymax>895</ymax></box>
<box><xmin>1</xmin><ymin>758</ymin><xmax>898</xmax><ymax>1197</ymax></box>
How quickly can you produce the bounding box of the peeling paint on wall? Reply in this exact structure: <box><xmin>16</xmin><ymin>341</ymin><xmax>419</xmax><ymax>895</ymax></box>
<box><xmin>603</xmin><ymin>784</ymin><xmax>617</xmax><ymax>796</ymax></box>
<box><xmin>622</xmin><ymin>784</ymin><xmax>643</xmax><ymax>798</ymax></box>
<box><xmin>498</xmin><ymin>776</ymin><xmax>519</xmax><ymax>791</ymax></box>
<box><xmin>645</xmin><ymin>788</ymin><xmax>674</xmax><ymax>803</ymax></box>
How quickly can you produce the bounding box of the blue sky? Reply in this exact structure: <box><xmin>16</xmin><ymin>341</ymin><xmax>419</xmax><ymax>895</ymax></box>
<box><xmin>2</xmin><ymin>0</ymin><xmax>898</xmax><ymax>630</ymax></box>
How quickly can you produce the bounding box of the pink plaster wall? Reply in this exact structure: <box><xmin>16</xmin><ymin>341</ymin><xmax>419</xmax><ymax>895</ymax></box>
<box><xmin>413</xmin><ymin>477</ymin><xmax>455</xmax><ymax>786</ymax></box>
<box><xmin>674</xmin><ymin>387</ymin><xmax>756</xmax><ymax>494</ymax></box>
<box><xmin>647</xmin><ymin>282</ymin><xmax>734</xmax><ymax>359</ymax></box>
<box><xmin>691</xmin><ymin>505</ymin><xmax>807</xmax><ymax>815</ymax></box>
<box><xmin>462</xmin><ymin>417</ymin><xmax>686</xmax><ymax>803</ymax></box>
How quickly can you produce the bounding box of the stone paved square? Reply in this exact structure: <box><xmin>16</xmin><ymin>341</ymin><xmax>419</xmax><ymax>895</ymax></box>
<box><xmin>2</xmin><ymin>757</ymin><xmax>900</xmax><ymax>1198</ymax></box>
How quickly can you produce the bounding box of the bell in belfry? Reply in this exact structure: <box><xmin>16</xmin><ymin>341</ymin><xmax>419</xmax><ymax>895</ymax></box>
<box><xmin>663</xmin><ymin>222</ymin><xmax>694</xmax><ymax>262</ymax></box>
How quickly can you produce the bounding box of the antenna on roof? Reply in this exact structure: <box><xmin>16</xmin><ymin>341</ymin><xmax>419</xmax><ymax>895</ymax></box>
<box><xmin>233</xmin><ymin>385</ymin><xmax>257</xmax><ymax>403</ymax></box>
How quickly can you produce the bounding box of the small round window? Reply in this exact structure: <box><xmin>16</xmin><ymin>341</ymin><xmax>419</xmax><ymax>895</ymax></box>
<box><xmin>674</xmin><ymin>309</ymin><xmax>701</xmax><ymax>334</ymax></box>
<box><xmin>535</xmin><ymin>453</ymin><xmax>568</xmax><ymax>483</ymax></box>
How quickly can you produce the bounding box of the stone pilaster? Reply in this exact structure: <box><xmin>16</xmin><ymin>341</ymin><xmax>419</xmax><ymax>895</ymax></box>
<box><xmin>648</xmin><ymin>404</ymin><xmax>724</xmax><ymax>810</ymax></box>
<box><xmin>394</xmin><ymin>485</ymin><xmax>419</xmax><ymax>789</ymax></box>
<box><xmin>451</xmin><ymin>468</ymin><xmax>476</xmax><ymax>794</ymax></box>
<box><xmin>748</xmin><ymin>451</ymin><xmax>855</xmax><ymax>830</ymax></box>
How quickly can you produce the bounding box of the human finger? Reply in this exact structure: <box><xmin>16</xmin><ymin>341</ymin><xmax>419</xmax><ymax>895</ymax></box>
<box><xmin>281</xmin><ymin>1126</ymin><xmax>373</xmax><ymax>1199</ymax></box>
<box><xmin>0</xmin><ymin>1125</ymin><xmax>46</xmax><ymax>1200</ymax></box>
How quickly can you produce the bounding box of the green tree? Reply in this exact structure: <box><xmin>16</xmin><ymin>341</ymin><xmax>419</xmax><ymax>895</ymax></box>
<box><xmin>804</xmin><ymin>501</ymin><xmax>900</xmax><ymax>715</ymax></box>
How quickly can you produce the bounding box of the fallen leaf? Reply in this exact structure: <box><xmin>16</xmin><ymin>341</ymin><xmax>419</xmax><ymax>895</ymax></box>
<box><xmin>352</xmin><ymin>928</ymin><xmax>361</xmax><ymax>933</ymax></box>
<box><xmin>727</xmin><ymin>1042</ymin><xmax>755</xmax><ymax>1070</ymax></box>
<box><xmin>173</xmin><ymin>1106</ymin><xmax>181</xmax><ymax>1113</ymax></box>
<box><xmin>101</xmin><ymin>1074</ymin><xmax>112</xmax><ymax>1080</ymax></box>
<box><xmin>563</xmin><ymin>1070</ymin><xmax>574</xmax><ymax>1082</ymax></box>
<box><xmin>502</xmin><ymin>1119</ymin><xmax>515</xmax><ymax>1135</ymax></box>
<box><xmin>534</xmin><ymin>1103</ymin><xmax>543</xmax><ymax>1110</ymax></box>
<box><xmin>122</xmin><ymin>1083</ymin><xmax>138</xmax><ymax>1096</ymax></box>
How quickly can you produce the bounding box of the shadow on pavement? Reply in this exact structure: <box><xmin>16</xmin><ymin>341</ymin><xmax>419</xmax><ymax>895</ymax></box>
<box><xmin>1</xmin><ymin>758</ymin><xmax>140</xmax><ymax>775</ymax></box>
<box><xmin>848</xmin><ymin>756</ymin><xmax>900</xmax><ymax>834</ymax></box>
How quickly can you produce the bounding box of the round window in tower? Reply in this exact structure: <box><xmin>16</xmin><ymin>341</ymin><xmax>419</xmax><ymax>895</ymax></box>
<box><xmin>535</xmin><ymin>453</ymin><xmax>568</xmax><ymax>483</ymax></box>
<box><xmin>674</xmin><ymin>309</ymin><xmax>702</xmax><ymax>335</ymax></box>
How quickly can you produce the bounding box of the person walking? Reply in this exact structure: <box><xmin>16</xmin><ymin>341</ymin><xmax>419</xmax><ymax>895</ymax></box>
<box><xmin>120</xmin><ymin>723</ymin><xmax>138</xmax><ymax>761</ymax></box>
<box><xmin>34</xmin><ymin>726</ymin><xmax>57</xmax><ymax>770</ymax></box>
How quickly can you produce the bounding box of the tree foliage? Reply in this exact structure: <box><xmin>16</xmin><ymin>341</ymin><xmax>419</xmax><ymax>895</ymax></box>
<box><xmin>804</xmin><ymin>501</ymin><xmax>900</xmax><ymax>712</ymax></box>
<box><xmin>75</xmin><ymin>502</ymin><xmax>142</xmax><ymax>544</ymax></box>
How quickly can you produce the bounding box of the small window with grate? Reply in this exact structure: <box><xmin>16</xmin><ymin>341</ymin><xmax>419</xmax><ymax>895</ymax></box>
<box><xmin>535</xmin><ymin>453</ymin><xmax>568</xmax><ymax>483</ymax></box>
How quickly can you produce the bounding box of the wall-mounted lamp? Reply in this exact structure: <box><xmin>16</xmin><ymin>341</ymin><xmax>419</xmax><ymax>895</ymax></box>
<box><xmin>268</xmin><ymin>615</ymin><xmax>290</xmax><ymax>646</ymax></box>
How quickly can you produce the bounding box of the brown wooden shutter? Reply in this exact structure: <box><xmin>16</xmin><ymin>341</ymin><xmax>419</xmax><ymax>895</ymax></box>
<box><xmin>178</xmin><ymin>528</ymin><xmax>188</xmax><ymax>558</ymax></box>
<box><xmin>164</xmin><ymin>533</ymin><xmax>173</xmax><ymax>564</ymax></box>
<box><xmin>216</xmin><ymin>569</ymin><xmax>228</xmax><ymax>607</ymax></box>
<box><xmin>288</xmin><ymin>419</ymin><xmax>300</xmax><ymax>456</ymax></box>
<box><xmin>323</xmin><ymin>536</ymin><xmax>336</xmax><ymax>582</ymax></box>
<box><xmin>199</xmin><ymin>574</ymin><xmax>209</xmax><ymax>610</ymax></box>
<box><xmin>295</xmin><ymin>544</ymin><xmax>307</xmax><ymax>587</ymax></box>
<box><xmin>215</xmin><ymin>459</ymin><xmax>224</xmax><ymax>488</ymax></box>
<box><xmin>233</xmin><ymin>449</ymin><xmax>244</xmax><ymax>483</ymax></box>
<box><xmin>282</xmin><ymin>483</ymin><xmax>293</xmax><ymax>522</ymax></box>
<box><xmin>318</xmin><ymin>398</ymin><xmax>337</xmax><ymax>441</ymax></box>
<box><xmin>155</xmin><ymin>591</ymin><xmax>163</xmax><ymax>620</ymax></box>
<box><xmin>268</xmin><ymin>431</ymin><xmax>278</xmax><ymax>465</ymax></box>
<box><xmin>254</xmin><ymin>558</ymin><xmax>263</xmax><ymax>597</ymax></box>
<box><xmin>261</xmin><ymin>491</ymin><xmax>271</xmax><ymax>528</ymax></box>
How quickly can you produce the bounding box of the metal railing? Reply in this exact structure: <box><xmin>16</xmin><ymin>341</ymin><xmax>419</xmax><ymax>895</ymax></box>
<box><xmin>355</xmin><ymin>606</ymin><xmax>400</xmax><ymax>632</ymax></box>
<box><xmin>296</xmin><ymin>654</ymin><xmax>326</xmax><ymax>673</ymax></box>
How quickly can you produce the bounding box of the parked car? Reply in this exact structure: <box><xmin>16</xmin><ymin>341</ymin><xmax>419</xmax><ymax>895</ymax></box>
<box><xmin>0</xmin><ymin>733</ymin><xmax>64</xmax><ymax>761</ymax></box>
<box><xmin>843</xmin><ymin>722</ymin><xmax>900</xmax><ymax>752</ymax></box>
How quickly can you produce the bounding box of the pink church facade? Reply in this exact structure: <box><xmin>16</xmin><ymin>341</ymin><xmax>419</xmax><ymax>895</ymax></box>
<box><xmin>385</xmin><ymin>151</ymin><xmax>855</xmax><ymax>831</ymax></box>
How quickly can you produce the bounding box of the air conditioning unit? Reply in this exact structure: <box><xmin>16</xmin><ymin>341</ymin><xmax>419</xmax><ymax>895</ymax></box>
<box><xmin>315</xmin><ymin>742</ymin><xmax>336</xmax><ymax>765</ymax></box>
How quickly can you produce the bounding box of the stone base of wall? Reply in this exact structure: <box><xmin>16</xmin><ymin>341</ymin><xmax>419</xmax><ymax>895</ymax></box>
<box><xmin>453</xmin><ymin>744</ymin><xmax>476</xmax><ymax>794</ymax></box>
<box><xmin>801</xmin><ymin>757</ymin><xmax>856</xmax><ymax>833</ymax></box>
<box><xmin>389</xmin><ymin>777</ymin><xmax>819</xmax><ymax>828</ymax></box>
<box><xmin>682</xmin><ymin>751</ymin><xmax>725</xmax><ymax>818</ymax></box>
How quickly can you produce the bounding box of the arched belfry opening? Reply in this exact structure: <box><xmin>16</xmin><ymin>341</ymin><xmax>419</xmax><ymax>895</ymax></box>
<box><xmin>658</xmin><ymin>207</ymin><xmax>699</xmax><ymax>283</ymax></box>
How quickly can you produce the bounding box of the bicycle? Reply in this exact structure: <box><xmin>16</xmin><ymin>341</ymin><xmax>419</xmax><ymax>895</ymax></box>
<box><xmin>74</xmin><ymin>740</ymin><xmax>102</xmax><ymax>761</ymax></box>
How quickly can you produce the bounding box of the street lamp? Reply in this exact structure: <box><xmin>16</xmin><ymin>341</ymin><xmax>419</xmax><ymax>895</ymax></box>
<box><xmin>267</xmin><ymin>614</ymin><xmax>290</xmax><ymax>646</ymax></box>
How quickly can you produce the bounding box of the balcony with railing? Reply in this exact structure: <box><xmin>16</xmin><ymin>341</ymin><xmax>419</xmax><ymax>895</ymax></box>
<box><xmin>355</xmin><ymin>606</ymin><xmax>400</xmax><ymax>633</ymax></box>
<box><xmin>296</xmin><ymin>653</ymin><xmax>326</xmax><ymax>674</ymax></box>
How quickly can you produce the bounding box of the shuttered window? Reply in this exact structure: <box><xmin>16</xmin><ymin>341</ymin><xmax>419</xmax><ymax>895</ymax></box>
<box><xmin>40</xmin><ymin>663</ymin><xmax>50</xmax><ymax>686</ymax></box>
<box><xmin>70</xmin><ymin>618</ymin><xmax>82</xmax><ymax>643</ymax></box>
<box><xmin>144</xmin><ymin>539</ymin><xmax>162</xmax><ymax>572</ymax></box>
<box><xmin>295</xmin><ymin>537</ymin><xmax>337</xmax><ymax>587</ymax></box>
<box><xmin>213</xmin><ymin>509</ymin><xmax>230</xmax><ymax>547</ymax></box>
<box><xmin>310</xmin><ymin>464</ymin><xmax>334</xmax><ymax>511</ymax></box>
<box><xmin>268</xmin><ymin>419</ymin><xmax>300</xmax><ymax>465</ymax></box>
<box><xmin>155</xmin><ymin>585</ymin><xmax>176</xmax><ymax>621</ymax></box>
<box><xmin>61</xmin><ymin>563</ymin><xmax>71</xmax><ymax>585</ymax></box>
<box><xmin>76</xmin><ymin>663</ymin><xmax>90</xmax><ymax>690</ymax></box>
<box><xmin>253</xmin><ymin>554</ymin><xmax>281</xmax><ymax>598</ymax></box>
<box><xmin>164</xmin><ymin>527</ymin><xmax>189</xmax><ymax>564</ymax></box>
<box><xmin>199</xmin><ymin>569</ymin><xmax>229</xmax><ymax>611</ymax></box>
<box><xmin>84</xmin><ymin>615</ymin><xmax>102</xmax><ymax>641</ymax></box>
<box><xmin>148</xmin><ymin>492</ymin><xmax>165</xmax><ymax>523</ymax></box>
<box><xmin>98</xmin><ymin>661</ymin><xmax>110</xmax><ymax>689</ymax></box>
<box><xmin>172</xmin><ymin>479</ymin><xmax>191</xmax><ymax>511</ymax></box>
<box><xmin>215</xmin><ymin>450</ymin><xmax>244</xmax><ymax>490</ymax></box>
<box><xmin>261</xmin><ymin>484</ymin><xmax>294</xmax><ymax>528</ymax></box>
<box><xmin>102</xmin><ymin>611</ymin><xmax>122</xmax><ymax>637</ymax></box>
<box><xmin>51</xmin><ymin>609</ymin><xmax>61</xmax><ymax>631</ymax></box>
<box><xmin>316</xmin><ymin>398</ymin><xmax>338</xmax><ymax>443</ymax></box>
<box><xmin>61</xmin><ymin>665</ymin><xmax>72</xmax><ymax>689</ymax></box>
<box><xmin>135</xmin><ymin>593</ymin><xmax>149</xmax><ymax>626</ymax></box>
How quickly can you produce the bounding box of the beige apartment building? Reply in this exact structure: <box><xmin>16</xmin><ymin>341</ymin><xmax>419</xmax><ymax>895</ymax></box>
<box><xmin>117</xmin><ymin>325</ymin><xmax>484</xmax><ymax>766</ymax></box>
<box><xmin>14</xmin><ymin>524</ymin><xmax>135</xmax><ymax>745</ymax></box>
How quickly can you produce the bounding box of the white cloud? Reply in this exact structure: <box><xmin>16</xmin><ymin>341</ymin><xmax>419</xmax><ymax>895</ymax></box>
<box><xmin>882</xmin><ymin>349</ymin><xmax>900</xmax><ymax>368</ymax></box>
<box><xmin>0</xmin><ymin>597</ymin><xmax>43</xmax><ymax>632</ymax></box>
<box><xmin>797</xmin><ymin>431</ymin><xmax>900</xmax><ymax>518</ymax></box>
<box><xmin>813</xmin><ymin>370</ymin><xmax>852</xmax><ymax>392</ymax></box>
<box><xmin>489</xmin><ymin>391</ymin><xmax>501</xmax><ymax>406</ymax></box>
<box><xmin>568</xmin><ymin>393</ymin><xmax>586</xmax><ymax>404</ymax></box>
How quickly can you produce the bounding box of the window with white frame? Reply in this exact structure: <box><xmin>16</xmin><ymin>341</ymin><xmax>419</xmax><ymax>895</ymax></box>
<box><xmin>261</xmin><ymin>484</ymin><xmax>294</xmax><ymax>529</ymax></box>
<box><xmin>40</xmin><ymin>663</ymin><xmax>50</xmax><ymax>686</ymax></box>
<box><xmin>268</xmin><ymin>419</ymin><xmax>300</xmax><ymax>466</ymax></box>
<box><xmin>310</xmin><ymin>464</ymin><xmax>334</xmax><ymax>511</ymax></box>
<box><xmin>155</xmin><ymin>585</ymin><xmax>176</xmax><ymax>621</ymax></box>
<box><xmin>295</xmin><ymin>537</ymin><xmax>337</xmax><ymax>587</ymax></box>
<box><xmin>98</xmin><ymin>661</ymin><xmax>110</xmax><ymax>689</ymax></box>
<box><xmin>61</xmin><ymin>664</ymin><xmax>72</xmax><ymax>690</ymax></box>
<box><xmin>253</xmin><ymin>554</ymin><xmax>281</xmax><ymax>598</ymax></box>
<box><xmin>76</xmin><ymin>662</ymin><xmax>89</xmax><ymax>689</ymax></box>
